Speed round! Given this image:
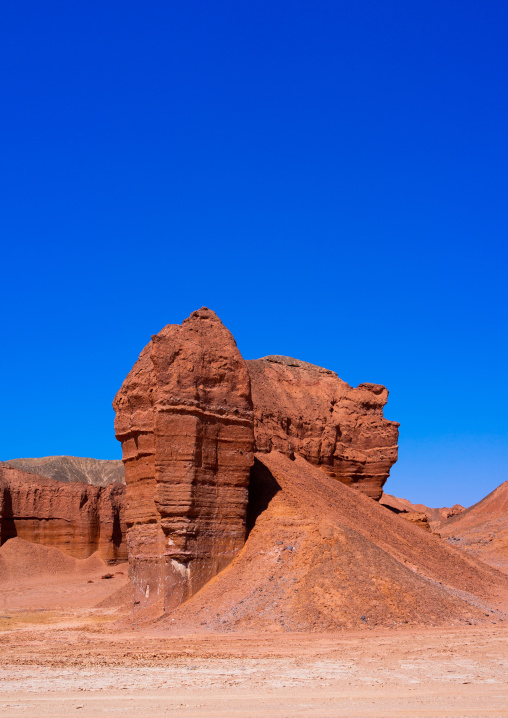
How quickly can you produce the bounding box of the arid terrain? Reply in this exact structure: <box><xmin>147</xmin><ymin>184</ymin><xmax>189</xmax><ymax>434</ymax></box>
<box><xmin>1</xmin><ymin>309</ymin><xmax>507</xmax><ymax>716</ymax></box>
<box><xmin>1</xmin><ymin>615</ymin><xmax>507</xmax><ymax>717</ymax></box>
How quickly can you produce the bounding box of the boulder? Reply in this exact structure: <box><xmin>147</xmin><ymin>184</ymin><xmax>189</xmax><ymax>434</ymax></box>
<box><xmin>247</xmin><ymin>355</ymin><xmax>399</xmax><ymax>500</ymax></box>
<box><xmin>0</xmin><ymin>465</ymin><xmax>126</xmax><ymax>564</ymax></box>
<box><xmin>113</xmin><ymin>308</ymin><xmax>255</xmax><ymax>612</ymax></box>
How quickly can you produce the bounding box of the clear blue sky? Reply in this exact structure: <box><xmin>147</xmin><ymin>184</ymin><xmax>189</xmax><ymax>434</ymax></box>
<box><xmin>1</xmin><ymin>1</ymin><xmax>507</xmax><ymax>508</ymax></box>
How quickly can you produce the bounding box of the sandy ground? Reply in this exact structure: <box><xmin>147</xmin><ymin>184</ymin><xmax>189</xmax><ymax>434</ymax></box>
<box><xmin>1</xmin><ymin>611</ymin><xmax>507</xmax><ymax>717</ymax></box>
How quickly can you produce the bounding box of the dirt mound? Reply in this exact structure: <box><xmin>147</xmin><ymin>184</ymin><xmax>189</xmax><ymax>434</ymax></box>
<box><xmin>150</xmin><ymin>452</ymin><xmax>508</xmax><ymax>632</ymax></box>
<box><xmin>2</xmin><ymin>456</ymin><xmax>125</xmax><ymax>486</ymax></box>
<box><xmin>0</xmin><ymin>537</ymin><xmax>129</xmax><ymax>612</ymax></box>
<box><xmin>439</xmin><ymin>481</ymin><xmax>508</xmax><ymax>575</ymax></box>
<box><xmin>0</xmin><ymin>537</ymin><xmax>105</xmax><ymax>581</ymax></box>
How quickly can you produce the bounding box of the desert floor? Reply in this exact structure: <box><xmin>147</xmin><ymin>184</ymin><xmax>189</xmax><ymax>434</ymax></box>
<box><xmin>1</xmin><ymin>608</ymin><xmax>507</xmax><ymax>718</ymax></box>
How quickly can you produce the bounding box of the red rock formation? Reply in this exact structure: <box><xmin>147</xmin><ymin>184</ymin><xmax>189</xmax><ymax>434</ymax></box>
<box><xmin>247</xmin><ymin>356</ymin><xmax>399</xmax><ymax>500</ymax></box>
<box><xmin>157</xmin><ymin>452</ymin><xmax>508</xmax><ymax>631</ymax></box>
<box><xmin>113</xmin><ymin>308</ymin><xmax>254</xmax><ymax>612</ymax></box>
<box><xmin>380</xmin><ymin>493</ymin><xmax>464</xmax><ymax>531</ymax></box>
<box><xmin>0</xmin><ymin>465</ymin><xmax>127</xmax><ymax>564</ymax></box>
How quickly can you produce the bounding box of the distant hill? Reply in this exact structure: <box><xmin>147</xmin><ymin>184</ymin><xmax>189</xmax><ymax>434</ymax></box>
<box><xmin>1</xmin><ymin>456</ymin><xmax>125</xmax><ymax>487</ymax></box>
<box><xmin>438</xmin><ymin>480</ymin><xmax>508</xmax><ymax>575</ymax></box>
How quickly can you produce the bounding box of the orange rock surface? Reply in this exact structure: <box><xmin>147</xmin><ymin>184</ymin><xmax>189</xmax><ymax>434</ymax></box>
<box><xmin>248</xmin><ymin>356</ymin><xmax>399</xmax><ymax>499</ymax></box>
<box><xmin>0</xmin><ymin>465</ymin><xmax>126</xmax><ymax>564</ymax></box>
<box><xmin>161</xmin><ymin>452</ymin><xmax>508</xmax><ymax>631</ymax></box>
<box><xmin>113</xmin><ymin>308</ymin><xmax>254</xmax><ymax>613</ymax></box>
<box><xmin>380</xmin><ymin>492</ymin><xmax>464</xmax><ymax>530</ymax></box>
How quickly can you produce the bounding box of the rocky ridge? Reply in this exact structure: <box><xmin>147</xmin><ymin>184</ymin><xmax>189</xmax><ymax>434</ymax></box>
<box><xmin>438</xmin><ymin>481</ymin><xmax>508</xmax><ymax>575</ymax></box>
<box><xmin>1</xmin><ymin>456</ymin><xmax>125</xmax><ymax>487</ymax></box>
<box><xmin>380</xmin><ymin>492</ymin><xmax>464</xmax><ymax>531</ymax></box>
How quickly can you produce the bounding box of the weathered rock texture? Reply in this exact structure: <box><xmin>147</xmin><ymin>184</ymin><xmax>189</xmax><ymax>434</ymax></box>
<box><xmin>1</xmin><ymin>456</ymin><xmax>125</xmax><ymax>487</ymax></box>
<box><xmin>0</xmin><ymin>465</ymin><xmax>127</xmax><ymax>564</ymax></box>
<box><xmin>156</xmin><ymin>452</ymin><xmax>508</xmax><ymax>631</ymax></box>
<box><xmin>247</xmin><ymin>356</ymin><xmax>399</xmax><ymax>500</ymax></box>
<box><xmin>113</xmin><ymin>308</ymin><xmax>254</xmax><ymax>612</ymax></box>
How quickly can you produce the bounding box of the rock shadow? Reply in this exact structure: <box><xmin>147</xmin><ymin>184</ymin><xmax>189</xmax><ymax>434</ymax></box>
<box><xmin>246</xmin><ymin>457</ymin><xmax>281</xmax><ymax>535</ymax></box>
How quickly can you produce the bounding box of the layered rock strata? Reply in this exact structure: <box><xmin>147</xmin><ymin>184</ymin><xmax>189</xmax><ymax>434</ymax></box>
<box><xmin>0</xmin><ymin>465</ymin><xmax>126</xmax><ymax>563</ymax></box>
<box><xmin>159</xmin><ymin>452</ymin><xmax>508</xmax><ymax>631</ymax></box>
<box><xmin>113</xmin><ymin>308</ymin><xmax>254</xmax><ymax>612</ymax></box>
<box><xmin>247</xmin><ymin>355</ymin><xmax>399</xmax><ymax>500</ymax></box>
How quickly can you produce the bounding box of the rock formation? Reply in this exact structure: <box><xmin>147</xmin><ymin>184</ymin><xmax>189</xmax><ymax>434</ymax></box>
<box><xmin>113</xmin><ymin>308</ymin><xmax>254</xmax><ymax>612</ymax></box>
<box><xmin>380</xmin><ymin>493</ymin><xmax>464</xmax><ymax>531</ymax></box>
<box><xmin>380</xmin><ymin>494</ymin><xmax>432</xmax><ymax>532</ymax></box>
<box><xmin>113</xmin><ymin>308</ymin><xmax>404</xmax><ymax>614</ymax></box>
<box><xmin>1</xmin><ymin>456</ymin><xmax>125</xmax><ymax>487</ymax></box>
<box><xmin>157</xmin><ymin>452</ymin><xmax>508</xmax><ymax>631</ymax></box>
<box><xmin>0</xmin><ymin>465</ymin><xmax>127</xmax><ymax>564</ymax></box>
<box><xmin>248</xmin><ymin>356</ymin><xmax>399</xmax><ymax>500</ymax></box>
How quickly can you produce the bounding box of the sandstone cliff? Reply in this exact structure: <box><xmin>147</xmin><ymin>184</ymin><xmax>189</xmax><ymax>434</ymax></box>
<box><xmin>0</xmin><ymin>465</ymin><xmax>127</xmax><ymax>564</ymax></box>
<box><xmin>1</xmin><ymin>456</ymin><xmax>125</xmax><ymax>486</ymax></box>
<box><xmin>248</xmin><ymin>356</ymin><xmax>399</xmax><ymax>500</ymax></box>
<box><xmin>113</xmin><ymin>308</ymin><xmax>254</xmax><ymax>612</ymax></box>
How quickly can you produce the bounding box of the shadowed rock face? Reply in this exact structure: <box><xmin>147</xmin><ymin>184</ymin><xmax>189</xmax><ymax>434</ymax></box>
<box><xmin>0</xmin><ymin>465</ymin><xmax>126</xmax><ymax>564</ymax></box>
<box><xmin>113</xmin><ymin>308</ymin><xmax>255</xmax><ymax>612</ymax></box>
<box><xmin>1</xmin><ymin>456</ymin><xmax>125</xmax><ymax>487</ymax></box>
<box><xmin>247</xmin><ymin>356</ymin><xmax>399</xmax><ymax>500</ymax></box>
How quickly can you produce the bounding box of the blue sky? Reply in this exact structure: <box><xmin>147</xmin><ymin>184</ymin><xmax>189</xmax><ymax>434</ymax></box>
<box><xmin>1</xmin><ymin>1</ymin><xmax>507</xmax><ymax>507</ymax></box>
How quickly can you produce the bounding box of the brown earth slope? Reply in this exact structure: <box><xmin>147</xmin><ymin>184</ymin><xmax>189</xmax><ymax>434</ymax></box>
<box><xmin>1</xmin><ymin>456</ymin><xmax>125</xmax><ymax>486</ymax></box>
<box><xmin>152</xmin><ymin>452</ymin><xmax>508</xmax><ymax>632</ymax></box>
<box><xmin>0</xmin><ymin>536</ymin><xmax>129</xmax><ymax>611</ymax></box>
<box><xmin>438</xmin><ymin>481</ymin><xmax>508</xmax><ymax>575</ymax></box>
